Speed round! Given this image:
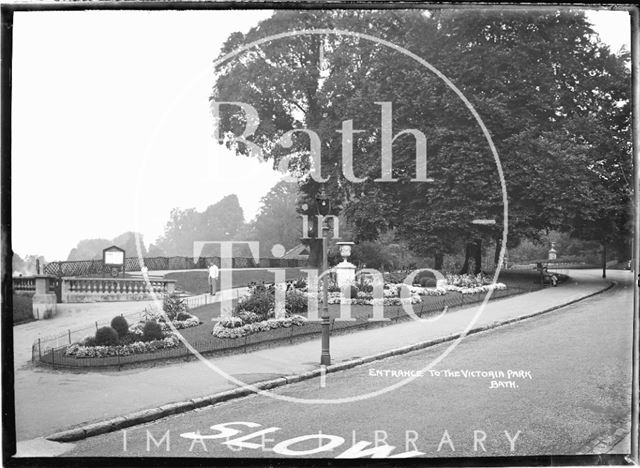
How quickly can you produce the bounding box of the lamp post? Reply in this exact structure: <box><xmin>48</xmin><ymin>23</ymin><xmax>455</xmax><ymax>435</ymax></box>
<box><xmin>316</xmin><ymin>185</ymin><xmax>331</xmax><ymax>366</ymax></box>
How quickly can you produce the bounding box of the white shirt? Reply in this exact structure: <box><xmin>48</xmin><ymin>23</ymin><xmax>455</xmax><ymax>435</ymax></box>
<box><xmin>208</xmin><ymin>265</ymin><xmax>219</xmax><ymax>279</ymax></box>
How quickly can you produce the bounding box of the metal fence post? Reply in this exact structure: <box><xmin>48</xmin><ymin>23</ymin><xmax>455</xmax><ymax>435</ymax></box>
<box><xmin>68</xmin><ymin>329</ymin><xmax>71</xmax><ymax>344</ymax></box>
<box><xmin>95</xmin><ymin>321</ymin><xmax>98</xmax><ymax>331</ymax></box>
<box><xmin>38</xmin><ymin>339</ymin><xmax>41</xmax><ymax>359</ymax></box>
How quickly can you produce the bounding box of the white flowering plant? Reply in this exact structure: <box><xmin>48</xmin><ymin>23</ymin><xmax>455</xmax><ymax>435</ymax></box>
<box><xmin>132</xmin><ymin>310</ymin><xmax>201</xmax><ymax>332</ymax></box>
<box><xmin>212</xmin><ymin>314</ymin><xmax>306</xmax><ymax>339</ymax></box>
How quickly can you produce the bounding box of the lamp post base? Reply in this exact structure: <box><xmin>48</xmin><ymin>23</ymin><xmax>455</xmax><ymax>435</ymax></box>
<box><xmin>320</xmin><ymin>353</ymin><xmax>331</xmax><ymax>366</ymax></box>
<box><xmin>320</xmin><ymin>316</ymin><xmax>331</xmax><ymax>366</ymax></box>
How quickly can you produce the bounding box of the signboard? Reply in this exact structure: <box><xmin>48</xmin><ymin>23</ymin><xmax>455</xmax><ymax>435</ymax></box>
<box><xmin>103</xmin><ymin>246</ymin><xmax>125</xmax><ymax>266</ymax></box>
<box><xmin>104</xmin><ymin>250</ymin><xmax>124</xmax><ymax>265</ymax></box>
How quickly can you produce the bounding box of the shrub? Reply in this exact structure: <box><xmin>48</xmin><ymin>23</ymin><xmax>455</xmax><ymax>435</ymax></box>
<box><xmin>95</xmin><ymin>326</ymin><xmax>119</xmax><ymax>346</ymax></box>
<box><xmin>359</xmin><ymin>283</ymin><xmax>373</xmax><ymax>293</ymax></box>
<box><xmin>142</xmin><ymin>321</ymin><xmax>163</xmax><ymax>341</ymax></box>
<box><xmin>237</xmin><ymin>310</ymin><xmax>261</xmax><ymax>324</ymax></box>
<box><xmin>118</xmin><ymin>333</ymin><xmax>141</xmax><ymax>345</ymax></box>
<box><xmin>341</xmin><ymin>285</ymin><xmax>359</xmax><ymax>299</ymax></box>
<box><xmin>285</xmin><ymin>290</ymin><xmax>307</xmax><ymax>316</ymax></box>
<box><xmin>110</xmin><ymin>315</ymin><xmax>129</xmax><ymax>338</ymax></box>
<box><xmin>163</xmin><ymin>293</ymin><xmax>187</xmax><ymax>321</ymax></box>
<box><xmin>292</xmin><ymin>277</ymin><xmax>307</xmax><ymax>289</ymax></box>
<box><xmin>176</xmin><ymin>311</ymin><xmax>192</xmax><ymax>321</ymax></box>
<box><xmin>83</xmin><ymin>336</ymin><xmax>97</xmax><ymax>347</ymax></box>
<box><xmin>234</xmin><ymin>288</ymin><xmax>275</xmax><ymax>320</ymax></box>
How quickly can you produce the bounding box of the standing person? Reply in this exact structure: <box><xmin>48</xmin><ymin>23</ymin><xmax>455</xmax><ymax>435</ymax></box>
<box><xmin>208</xmin><ymin>262</ymin><xmax>220</xmax><ymax>296</ymax></box>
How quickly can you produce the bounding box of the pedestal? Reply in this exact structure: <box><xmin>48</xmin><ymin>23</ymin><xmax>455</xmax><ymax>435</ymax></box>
<box><xmin>548</xmin><ymin>242</ymin><xmax>557</xmax><ymax>260</ymax></box>
<box><xmin>32</xmin><ymin>293</ymin><xmax>57</xmax><ymax>320</ymax></box>
<box><xmin>335</xmin><ymin>261</ymin><xmax>356</xmax><ymax>288</ymax></box>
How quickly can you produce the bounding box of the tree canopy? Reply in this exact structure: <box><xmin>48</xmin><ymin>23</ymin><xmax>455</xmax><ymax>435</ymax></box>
<box><xmin>210</xmin><ymin>9</ymin><xmax>631</xmax><ymax>270</ymax></box>
<box><xmin>66</xmin><ymin>233</ymin><xmax>148</xmax><ymax>261</ymax></box>
<box><xmin>156</xmin><ymin>194</ymin><xmax>246</xmax><ymax>256</ymax></box>
<box><xmin>247</xmin><ymin>180</ymin><xmax>301</xmax><ymax>257</ymax></box>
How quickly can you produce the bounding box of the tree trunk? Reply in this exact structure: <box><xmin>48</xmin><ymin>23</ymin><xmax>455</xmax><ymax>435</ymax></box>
<box><xmin>602</xmin><ymin>243</ymin><xmax>607</xmax><ymax>279</ymax></box>
<box><xmin>459</xmin><ymin>243</ymin><xmax>472</xmax><ymax>275</ymax></box>
<box><xmin>473</xmin><ymin>238</ymin><xmax>482</xmax><ymax>274</ymax></box>
<box><xmin>434</xmin><ymin>253</ymin><xmax>444</xmax><ymax>271</ymax></box>
<box><xmin>494</xmin><ymin>238</ymin><xmax>502</xmax><ymax>267</ymax></box>
<box><xmin>306</xmin><ymin>239</ymin><xmax>323</xmax><ymax>270</ymax></box>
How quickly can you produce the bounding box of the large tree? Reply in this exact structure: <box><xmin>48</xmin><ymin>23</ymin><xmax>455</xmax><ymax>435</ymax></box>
<box><xmin>248</xmin><ymin>180</ymin><xmax>301</xmax><ymax>258</ymax></box>
<box><xmin>211</xmin><ymin>9</ymin><xmax>631</xmax><ymax>271</ymax></box>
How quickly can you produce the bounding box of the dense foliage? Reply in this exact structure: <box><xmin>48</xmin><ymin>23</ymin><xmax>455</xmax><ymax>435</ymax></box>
<box><xmin>162</xmin><ymin>293</ymin><xmax>188</xmax><ymax>321</ymax></box>
<box><xmin>95</xmin><ymin>326</ymin><xmax>120</xmax><ymax>346</ymax></box>
<box><xmin>210</xmin><ymin>10</ymin><xmax>630</xmax><ymax>270</ymax></box>
<box><xmin>110</xmin><ymin>316</ymin><xmax>129</xmax><ymax>338</ymax></box>
<box><xmin>142</xmin><ymin>321</ymin><xmax>164</xmax><ymax>341</ymax></box>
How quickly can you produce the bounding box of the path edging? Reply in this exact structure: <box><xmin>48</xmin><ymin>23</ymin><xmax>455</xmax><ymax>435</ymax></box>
<box><xmin>46</xmin><ymin>281</ymin><xmax>615</xmax><ymax>443</ymax></box>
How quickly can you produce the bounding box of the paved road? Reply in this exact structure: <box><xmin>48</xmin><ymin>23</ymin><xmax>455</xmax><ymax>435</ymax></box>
<box><xmin>62</xmin><ymin>274</ymin><xmax>634</xmax><ymax>458</ymax></box>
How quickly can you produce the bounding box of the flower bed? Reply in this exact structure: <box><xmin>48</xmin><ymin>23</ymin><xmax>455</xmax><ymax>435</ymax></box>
<box><xmin>62</xmin><ymin>294</ymin><xmax>201</xmax><ymax>360</ymax></box>
<box><xmin>212</xmin><ymin>315</ymin><xmax>307</xmax><ymax>339</ymax></box>
<box><xmin>65</xmin><ymin>332</ymin><xmax>181</xmax><ymax>358</ymax></box>
<box><xmin>132</xmin><ymin>310</ymin><xmax>201</xmax><ymax>332</ymax></box>
<box><xmin>320</xmin><ymin>283</ymin><xmax>447</xmax><ymax>306</ymax></box>
<box><xmin>444</xmin><ymin>283</ymin><xmax>507</xmax><ymax>295</ymax></box>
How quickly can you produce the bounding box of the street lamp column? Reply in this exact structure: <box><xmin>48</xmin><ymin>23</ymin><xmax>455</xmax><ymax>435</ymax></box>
<box><xmin>320</xmin><ymin>221</ymin><xmax>331</xmax><ymax>366</ymax></box>
<box><xmin>316</xmin><ymin>185</ymin><xmax>332</xmax><ymax>366</ymax></box>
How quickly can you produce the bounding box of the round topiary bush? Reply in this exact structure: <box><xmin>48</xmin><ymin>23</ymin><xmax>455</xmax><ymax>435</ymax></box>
<box><xmin>142</xmin><ymin>321</ymin><xmax>163</xmax><ymax>341</ymax></box>
<box><xmin>110</xmin><ymin>315</ymin><xmax>129</xmax><ymax>338</ymax></box>
<box><xmin>95</xmin><ymin>326</ymin><xmax>119</xmax><ymax>346</ymax></box>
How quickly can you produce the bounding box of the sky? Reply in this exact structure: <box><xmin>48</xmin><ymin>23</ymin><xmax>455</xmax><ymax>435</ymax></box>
<box><xmin>10</xmin><ymin>8</ymin><xmax>632</xmax><ymax>261</ymax></box>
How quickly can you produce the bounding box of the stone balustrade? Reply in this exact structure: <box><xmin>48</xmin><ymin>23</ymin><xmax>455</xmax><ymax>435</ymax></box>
<box><xmin>13</xmin><ymin>276</ymin><xmax>36</xmax><ymax>293</ymax></box>
<box><xmin>60</xmin><ymin>277</ymin><xmax>176</xmax><ymax>303</ymax></box>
